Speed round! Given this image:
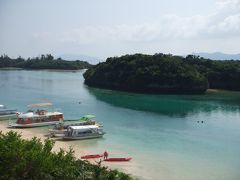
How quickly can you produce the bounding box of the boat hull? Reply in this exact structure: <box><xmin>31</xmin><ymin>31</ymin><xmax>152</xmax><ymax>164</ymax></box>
<box><xmin>0</xmin><ymin>114</ymin><xmax>17</xmax><ymax>120</ymax></box>
<box><xmin>0</xmin><ymin>109</ymin><xmax>17</xmax><ymax>115</ymax></box>
<box><xmin>9</xmin><ymin>121</ymin><xmax>61</xmax><ymax>128</ymax></box>
<box><xmin>48</xmin><ymin>129</ymin><xmax>66</xmax><ymax>137</ymax></box>
<box><xmin>62</xmin><ymin>134</ymin><xmax>104</xmax><ymax>140</ymax></box>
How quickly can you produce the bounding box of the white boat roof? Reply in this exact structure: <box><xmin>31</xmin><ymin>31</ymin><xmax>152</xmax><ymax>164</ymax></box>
<box><xmin>69</xmin><ymin>125</ymin><xmax>99</xmax><ymax>129</ymax></box>
<box><xmin>18</xmin><ymin>112</ymin><xmax>35</xmax><ymax>118</ymax></box>
<box><xmin>28</xmin><ymin>103</ymin><xmax>52</xmax><ymax>107</ymax></box>
<box><xmin>0</xmin><ymin>105</ymin><xmax>5</xmax><ymax>108</ymax></box>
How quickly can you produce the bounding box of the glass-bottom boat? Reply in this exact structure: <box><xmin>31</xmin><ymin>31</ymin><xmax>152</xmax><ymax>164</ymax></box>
<box><xmin>48</xmin><ymin>115</ymin><xmax>103</xmax><ymax>137</ymax></box>
<box><xmin>62</xmin><ymin>125</ymin><xmax>105</xmax><ymax>140</ymax></box>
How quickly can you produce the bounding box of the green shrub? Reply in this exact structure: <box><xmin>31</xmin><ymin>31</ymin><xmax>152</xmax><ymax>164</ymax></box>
<box><xmin>0</xmin><ymin>131</ymin><xmax>134</xmax><ymax>180</ymax></box>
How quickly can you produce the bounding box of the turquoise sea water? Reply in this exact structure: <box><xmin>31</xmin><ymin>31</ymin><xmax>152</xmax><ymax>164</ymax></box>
<box><xmin>1</xmin><ymin>70</ymin><xmax>240</xmax><ymax>180</ymax></box>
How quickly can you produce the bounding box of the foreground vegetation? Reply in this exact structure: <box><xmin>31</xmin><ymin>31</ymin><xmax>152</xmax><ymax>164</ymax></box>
<box><xmin>0</xmin><ymin>131</ymin><xmax>133</xmax><ymax>180</ymax></box>
<box><xmin>0</xmin><ymin>54</ymin><xmax>92</xmax><ymax>70</ymax></box>
<box><xmin>84</xmin><ymin>53</ymin><xmax>240</xmax><ymax>94</ymax></box>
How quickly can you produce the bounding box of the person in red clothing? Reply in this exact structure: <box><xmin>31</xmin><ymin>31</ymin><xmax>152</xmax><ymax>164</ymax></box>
<box><xmin>103</xmin><ymin>151</ymin><xmax>109</xmax><ymax>160</ymax></box>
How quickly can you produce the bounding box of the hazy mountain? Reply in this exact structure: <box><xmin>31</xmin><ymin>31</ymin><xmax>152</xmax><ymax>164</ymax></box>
<box><xmin>192</xmin><ymin>52</ymin><xmax>240</xmax><ymax>60</ymax></box>
<box><xmin>58</xmin><ymin>54</ymin><xmax>103</xmax><ymax>64</ymax></box>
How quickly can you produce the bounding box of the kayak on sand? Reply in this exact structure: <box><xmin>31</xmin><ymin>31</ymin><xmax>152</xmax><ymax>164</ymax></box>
<box><xmin>104</xmin><ymin>158</ymin><xmax>132</xmax><ymax>162</ymax></box>
<box><xmin>81</xmin><ymin>154</ymin><xmax>103</xmax><ymax>159</ymax></box>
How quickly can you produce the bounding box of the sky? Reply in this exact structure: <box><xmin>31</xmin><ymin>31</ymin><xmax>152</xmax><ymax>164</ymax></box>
<box><xmin>0</xmin><ymin>0</ymin><xmax>240</xmax><ymax>60</ymax></box>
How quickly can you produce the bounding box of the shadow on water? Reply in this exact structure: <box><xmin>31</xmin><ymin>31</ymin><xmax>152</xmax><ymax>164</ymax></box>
<box><xmin>87</xmin><ymin>87</ymin><xmax>240</xmax><ymax>117</ymax></box>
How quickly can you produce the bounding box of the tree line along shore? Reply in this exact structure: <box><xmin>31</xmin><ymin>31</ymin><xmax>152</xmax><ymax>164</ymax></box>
<box><xmin>0</xmin><ymin>54</ymin><xmax>92</xmax><ymax>70</ymax></box>
<box><xmin>1</xmin><ymin>53</ymin><xmax>240</xmax><ymax>94</ymax></box>
<box><xmin>83</xmin><ymin>53</ymin><xmax>240</xmax><ymax>94</ymax></box>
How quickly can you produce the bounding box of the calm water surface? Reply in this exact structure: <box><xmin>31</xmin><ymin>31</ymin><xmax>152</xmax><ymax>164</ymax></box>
<box><xmin>1</xmin><ymin>70</ymin><xmax>240</xmax><ymax>180</ymax></box>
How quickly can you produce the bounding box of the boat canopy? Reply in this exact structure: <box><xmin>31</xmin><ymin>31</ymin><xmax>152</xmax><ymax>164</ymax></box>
<box><xmin>80</xmin><ymin>114</ymin><xmax>96</xmax><ymax>121</ymax></box>
<box><xmin>0</xmin><ymin>105</ymin><xmax>5</xmax><ymax>108</ymax></box>
<box><xmin>27</xmin><ymin>103</ymin><xmax>52</xmax><ymax>107</ymax></box>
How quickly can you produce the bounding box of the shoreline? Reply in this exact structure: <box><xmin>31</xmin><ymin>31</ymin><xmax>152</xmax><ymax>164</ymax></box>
<box><xmin>0</xmin><ymin>122</ymin><xmax>138</xmax><ymax>179</ymax></box>
<box><xmin>88</xmin><ymin>85</ymin><xmax>240</xmax><ymax>97</ymax></box>
<box><xmin>0</xmin><ymin>67</ymin><xmax>87</xmax><ymax>72</ymax></box>
<box><xmin>0</xmin><ymin>122</ymin><xmax>77</xmax><ymax>154</ymax></box>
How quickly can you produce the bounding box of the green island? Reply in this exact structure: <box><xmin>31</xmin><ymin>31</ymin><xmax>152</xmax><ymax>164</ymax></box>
<box><xmin>0</xmin><ymin>131</ymin><xmax>133</xmax><ymax>180</ymax></box>
<box><xmin>0</xmin><ymin>54</ymin><xmax>92</xmax><ymax>70</ymax></box>
<box><xmin>84</xmin><ymin>53</ymin><xmax>240</xmax><ymax>94</ymax></box>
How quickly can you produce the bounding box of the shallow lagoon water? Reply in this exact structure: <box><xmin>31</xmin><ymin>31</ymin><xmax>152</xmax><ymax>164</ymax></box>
<box><xmin>1</xmin><ymin>70</ymin><xmax>240</xmax><ymax>180</ymax></box>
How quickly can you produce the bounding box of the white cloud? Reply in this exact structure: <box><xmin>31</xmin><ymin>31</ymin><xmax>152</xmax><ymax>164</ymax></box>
<box><xmin>216</xmin><ymin>0</ymin><xmax>240</xmax><ymax>10</ymax></box>
<box><xmin>209</xmin><ymin>14</ymin><xmax>240</xmax><ymax>33</ymax></box>
<box><xmin>33</xmin><ymin>0</ymin><xmax>240</xmax><ymax>45</ymax></box>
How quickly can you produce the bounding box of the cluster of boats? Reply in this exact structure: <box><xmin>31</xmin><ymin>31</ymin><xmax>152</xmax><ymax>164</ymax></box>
<box><xmin>1</xmin><ymin>103</ymin><xmax>132</xmax><ymax>162</ymax></box>
<box><xmin>0</xmin><ymin>103</ymin><xmax>105</xmax><ymax>140</ymax></box>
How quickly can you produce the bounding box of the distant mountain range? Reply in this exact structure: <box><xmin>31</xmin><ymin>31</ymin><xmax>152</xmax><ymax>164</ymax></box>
<box><xmin>192</xmin><ymin>52</ymin><xmax>240</xmax><ymax>60</ymax></box>
<box><xmin>58</xmin><ymin>54</ymin><xmax>103</xmax><ymax>64</ymax></box>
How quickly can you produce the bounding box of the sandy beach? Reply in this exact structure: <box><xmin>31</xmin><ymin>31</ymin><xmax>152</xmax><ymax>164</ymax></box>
<box><xmin>0</xmin><ymin>121</ymin><xmax>140</xmax><ymax>179</ymax></box>
<box><xmin>0</xmin><ymin>122</ymin><xmax>82</xmax><ymax>155</ymax></box>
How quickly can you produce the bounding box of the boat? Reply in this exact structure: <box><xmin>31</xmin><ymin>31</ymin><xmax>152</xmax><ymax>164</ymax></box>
<box><xmin>0</xmin><ymin>104</ymin><xmax>17</xmax><ymax>120</ymax></box>
<box><xmin>104</xmin><ymin>158</ymin><xmax>132</xmax><ymax>162</ymax></box>
<box><xmin>81</xmin><ymin>154</ymin><xmax>104</xmax><ymax>159</ymax></box>
<box><xmin>48</xmin><ymin>122</ymin><xmax>66</xmax><ymax>137</ymax></box>
<box><xmin>62</xmin><ymin>125</ymin><xmax>105</xmax><ymax>140</ymax></box>
<box><xmin>9</xmin><ymin>103</ymin><xmax>64</xmax><ymax>128</ymax></box>
<box><xmin>48</xmin><ymin>114</ymin><xmax>102</xmax><ymax>137</ymax></box>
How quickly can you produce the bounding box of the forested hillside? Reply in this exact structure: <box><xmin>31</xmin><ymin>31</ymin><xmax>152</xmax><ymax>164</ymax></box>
<box><xmin>84</xmin><ymin>53</ymin><xmax>240</xmax><ymax>94</ymax></box>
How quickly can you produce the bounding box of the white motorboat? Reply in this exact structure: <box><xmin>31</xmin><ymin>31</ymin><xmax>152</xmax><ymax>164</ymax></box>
<box><xmin>62</xmin><ymin>125</ymin><xmax>105</xmax><ymax>140</ymax></box>
<box><xmin>0</xmin><ymin>104</ymin><xmax>17</xmax><ymax>120</ymax></box>
<box><xmin>48</xmin><ymin>114</ymin><xmax>102</xmax><ymax>137</ymax></box>
<box><xmin>9</xmin><ymin>103</ymin><xmax>64</xmax><ymax>128</ymax></box>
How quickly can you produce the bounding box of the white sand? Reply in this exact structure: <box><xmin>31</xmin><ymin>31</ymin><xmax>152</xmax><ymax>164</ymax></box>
<box><xmin>0</xmin><ymin>122</ymin><xmax>140</xmax><ymax>179</ymax></box>
<box><xmin>0</xmin><ymin>123</ymin><xmax>74</xmax><ymax>154</ymax></box>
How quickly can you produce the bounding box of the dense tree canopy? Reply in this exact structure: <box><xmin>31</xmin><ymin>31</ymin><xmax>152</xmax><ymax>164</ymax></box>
<box><xmin>83</xmin><ymin>53</ymin><xmax>240</xmax><ymax>94</ymax></box>
<box><xmin>0</xmin><ymin>131</ymin><xmax>133</xmax><ymax>180</ymax></box>
<box><xmin>0</xmin><ymin>54</ymin><xmax>92</xmax><ymax>70</ymax></box>
<box><xmin>185</xmin><ymin>55</ymin><xmax>240</xmax><ymax>90</ymax></box>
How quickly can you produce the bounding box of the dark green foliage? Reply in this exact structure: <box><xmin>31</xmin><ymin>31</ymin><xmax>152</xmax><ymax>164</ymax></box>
<box><xmin>0</xmin><ymin>131</ymin><xmax>134</xmax><ymax>180</ymax></box>
<box><xmin>84</xmin><ymin>54</ymin><xmax>209</xmax><ymax>94</ymax></box>
<box><xmin>0</xmin><ymin>54</ymin><xmax>92</xmax><ymax>70</ymax></box>
<box><xmin>84</xmin><ymin>53</ymin><xmax>240</xmax><ymax>94</ymax></box>
<box><xmin>185</xmin><ymin>55</ymin><xmax>240</xmax><ymax>90</ymax></box>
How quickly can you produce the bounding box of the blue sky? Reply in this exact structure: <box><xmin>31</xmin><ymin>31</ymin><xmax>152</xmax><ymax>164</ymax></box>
<box><xmin>0</xmin><ymin>0</ymin><xmax>240</xmax><ymax>59</ymax></box>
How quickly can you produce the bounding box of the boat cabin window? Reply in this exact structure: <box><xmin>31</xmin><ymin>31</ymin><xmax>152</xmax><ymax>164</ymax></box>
<box><xmin>34</xmin><ymin>110</ymin><xmax>47</xmax><ymax>115</ymax></box>
<box><xmin>18</xmin><ymin>118</ymin><xmax>24</xmax><ymax>123</ymax></box>
<box><xmin>77</xmin><ymin>130</ymin><xmax>92</xmax><ymax>135</ymax></box>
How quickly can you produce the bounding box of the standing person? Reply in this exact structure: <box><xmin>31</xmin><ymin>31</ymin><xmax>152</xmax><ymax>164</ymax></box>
<box><xmin>103</xmin><ymin>151</ymin><xmax>109</xmax><ymax>160</ymax></box>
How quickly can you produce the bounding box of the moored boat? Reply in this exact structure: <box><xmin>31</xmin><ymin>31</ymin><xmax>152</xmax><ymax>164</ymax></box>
<box><xmin>48</xmin><ymin>114</ymin><xmax>102</xmax><ymax>137</ymax></box>
<box><xmin>62</xmin><ymin>125</ymin><xmax>105</xmax><ymax>140</ymax></box>
<box><xmin>104</xmin><ymin>158</ymin><xmax>132</xmax><ymax>162</ymax></box>
<box><xmin>9</xmin><ymin>103</ymin><xmax>63</xmax><ymax>128</ymax></box>
<box><xmin>0</xmin><ymin>104</ymin><xmax>17</xmax><ymax>120</ymax></box>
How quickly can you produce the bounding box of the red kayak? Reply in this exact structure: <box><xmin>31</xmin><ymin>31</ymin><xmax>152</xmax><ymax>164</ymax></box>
<box><xmin>81</xmin><ymin>154</ymin><xmax>103</xmax><ymax>159</ymax></box>
<box><xmin>104</xmin><ymin>158</ymin><xmax>132</xmax><ymax>162</ymax></box>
